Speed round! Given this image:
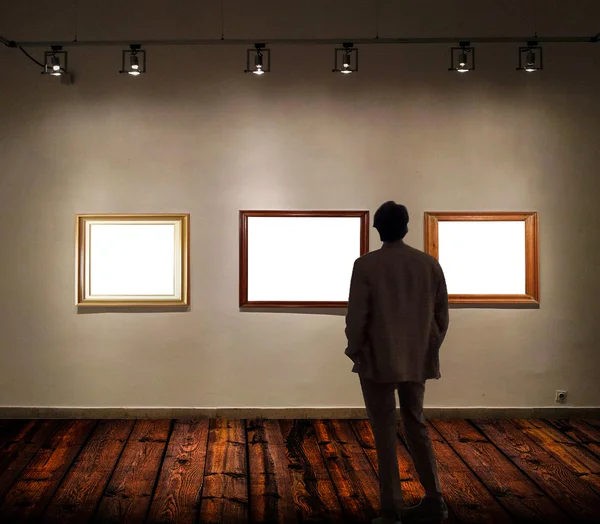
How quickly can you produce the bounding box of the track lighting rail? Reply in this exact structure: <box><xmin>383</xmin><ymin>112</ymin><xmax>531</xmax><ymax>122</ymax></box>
<box><xmin>1</xmin><ymin>35</ymin><xmax>599</xmax><ymax>48</ymax></box>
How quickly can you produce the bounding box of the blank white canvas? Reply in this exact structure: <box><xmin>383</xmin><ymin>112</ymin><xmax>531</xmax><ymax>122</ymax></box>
<box><xmin>438</xmin><ymin>221</ymin><xmax>526</xmax><ymax>294</ymax></box>
<box><xmin>247</xmin><ymin>216</ymin><xmax>362</xmax><ymax>302</ymax></box>
<box><xmin>87</xmin><ymin>222</ymin><xmax>178</xmax><ymax>298</ymax></box>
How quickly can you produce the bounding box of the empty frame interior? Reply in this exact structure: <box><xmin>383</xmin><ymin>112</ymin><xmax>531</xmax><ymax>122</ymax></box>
<box><xmin>76</xmin><ymin>214</ymin><xmax>189</xmax><ymax>306</ymax></box>
<box><xmin>240</xmin><ymin>211</ymin><xmax>369</xmax><ymax>307</ymax></box>
<box><xmin>424</xmin><ymin>212</ymin><xmax>539</xmax><ymax>305</ymax></box>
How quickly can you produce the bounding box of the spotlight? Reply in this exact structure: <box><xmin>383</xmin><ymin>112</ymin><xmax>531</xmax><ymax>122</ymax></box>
<box><xmin>449</xmin><ymin>41</ymin><xmax>474</xmax><ymax>72</ymax></box>
<box><xmin>517</xmin><ymin>41</ymin><xmax>543</xmax><ymax>72</ymax></box>
<box><xmin>333</xmin><ymin>43</ymin><xmax>358</xmax><ymax>74</ymax></box>
<box><xmin>120</xmin><ymin>44</ymin><xmax>146</xmax><ymax>76</ymax></box>
<box><xmin>254</xmin><ymin>53</ymin><xmax>264</xmax><ymax>75</ymax></box>
<box><xmin>343</xmin><ymin>53</ymin><xmax>350</xmax><ymax>67</ymax></box>
<box><xmin>42</xmin><ymin>46</ymin><xmax>67</xmax><ymax>76</ymax></box>
<box><xmin>245</xmin><ymin>43</ymin><xmax>270</xmax><ymax>75</ymax></box>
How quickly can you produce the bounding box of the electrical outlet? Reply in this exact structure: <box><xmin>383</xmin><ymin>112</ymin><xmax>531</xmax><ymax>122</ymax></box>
<box><xmin>556</xmin><ymin>390</ymin><xmax>567</xmax><ymax>404</ymax></box>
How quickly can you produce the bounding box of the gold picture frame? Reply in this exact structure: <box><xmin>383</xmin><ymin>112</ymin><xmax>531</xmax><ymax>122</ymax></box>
<box><xmin>424</xmin><ymin>212</ymin><xmax>539</xmax><ymax>305</ymax></box>
<box><xmin>76</xmin><ymin>214</ymin><xmax>190</xmax><ymax>307</ymax></box>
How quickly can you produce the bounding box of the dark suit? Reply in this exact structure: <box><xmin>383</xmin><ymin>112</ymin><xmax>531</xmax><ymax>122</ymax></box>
<box><xmin>345</xmin><ymin>239</ymin><xmax>449</xmax><ymax>381</ymax></box>
<box><xmin>345</xmin><ymin>239</ymin><xmax>449</xmax><ymax>519</ymax></box>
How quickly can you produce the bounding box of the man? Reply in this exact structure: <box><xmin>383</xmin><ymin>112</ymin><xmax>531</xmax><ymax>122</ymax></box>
<box><xmin>345</xmin><ymin>201</ymin><xmax>450</xmax><ymax>524</ymax></box>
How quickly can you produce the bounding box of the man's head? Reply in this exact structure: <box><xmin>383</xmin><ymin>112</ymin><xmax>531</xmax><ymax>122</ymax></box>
<box><xmin>373</xmin><ymin>201</ymin><xmax>409</xmax><ymax>242</ymax></box>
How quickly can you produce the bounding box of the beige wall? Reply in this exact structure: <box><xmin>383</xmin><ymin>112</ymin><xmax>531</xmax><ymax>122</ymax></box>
<box><xmin>1</xmin><ymin>1</ymin><xmax>599</xmax><ymax>409</ymax></box>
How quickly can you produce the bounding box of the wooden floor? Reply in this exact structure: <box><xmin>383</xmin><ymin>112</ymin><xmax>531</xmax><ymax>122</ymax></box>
<box><xmin>0</xmin><ymin>418</ymin><xmax>600</xmax><ymax>523</ymax></box>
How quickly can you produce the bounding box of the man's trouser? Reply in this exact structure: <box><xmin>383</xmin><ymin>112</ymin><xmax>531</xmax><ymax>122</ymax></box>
<box><xmin>359</xmin><ymin>376</ymin><xmax>443</xmax><ymax>519</ymax></box>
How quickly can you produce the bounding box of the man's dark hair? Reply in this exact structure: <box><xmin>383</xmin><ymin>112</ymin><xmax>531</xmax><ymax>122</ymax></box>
<box><xmin>373</xmin><ymin>201</ymin><xmax>409</xmax><ymax>242</ymax></box>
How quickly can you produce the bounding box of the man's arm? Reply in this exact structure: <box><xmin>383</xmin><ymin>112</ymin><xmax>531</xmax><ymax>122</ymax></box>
<box><xmin>433</xmin><ymin>264</ymin><xmax>449</xmax><ymax>345</ymax></box>
<box><xmin>345</xmin><ymin>260</ymin><xmax>369</xmax><ymax>363</ymax></box>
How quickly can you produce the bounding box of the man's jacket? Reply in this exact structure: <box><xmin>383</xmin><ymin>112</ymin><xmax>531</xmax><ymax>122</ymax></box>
<box><xmin>345</xmin><ymin>239</ymin><xmax>449</xmax><ymax>383</ymax></box>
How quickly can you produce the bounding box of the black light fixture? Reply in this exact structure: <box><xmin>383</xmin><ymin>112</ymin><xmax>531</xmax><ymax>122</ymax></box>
<box><xmin>120</xmin><ymin>44</ymin><xmax>146</xmax><ymax>76</ymax></box>
<box><xmin>245</xmin><ymin>43</ymin><xmax>270</xmax><ymax>75</ymax></box>
<box><xmin>333</xmin><ymin>42</ymin><xmax>358</xmax><ymax>74</ymax></box>
<box><xmin>517</xmin><ymin>41</ymin><xmax>543</xmax><ymax>72</ymax></box>
<box><xmin>449</xmin><ymin>41</ymin><xmax>474</xmax><ymax>73</ymax></box>
<box><xmin>42</xmin><ymin>45</ymin><xmax>67</xmax><ymax>76</ymax></box>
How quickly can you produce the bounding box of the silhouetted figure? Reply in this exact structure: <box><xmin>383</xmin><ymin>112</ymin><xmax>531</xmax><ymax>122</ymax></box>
<box><xmin>345</xmin><ymin>201</ymin><xmax>450</xmax><ymax>524</ymax></box>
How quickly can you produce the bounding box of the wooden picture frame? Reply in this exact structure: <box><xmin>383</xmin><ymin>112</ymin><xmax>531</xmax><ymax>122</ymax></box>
<box><xmin>76</xmin><ymin>214</ymin><xmax>190</xmax><ymax>307</ymax></box>
<box><xmin>424</xmin><ymin>212</ymin><xmax>539</xmax><ymax>305</ymax></box>
<box><xmin>239</xmin><ymin>211</ymin><xmax>369</xmax><ymax>308</ymax></box>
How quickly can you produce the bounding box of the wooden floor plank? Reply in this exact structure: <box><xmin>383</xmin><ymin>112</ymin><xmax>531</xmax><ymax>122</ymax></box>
<box><xmin>473</xmin><ymin>419</ymin><xmax>600</xmax><ymax>522</ymax></box>
<box><xmin>279</xmin><ymin>420</ymin><xmax>343</xmax><ymax>523</ymax></box>
<box><xmin>146</xmin><ymin>420</ymin><xmax>210</xmax><ymax>524</ymax></box>
<box><xmin>397</xmin><ymin>420</ymin><xmax>514</xmax><ymax>523</ymax></box>
<box><xmin>0</xmin><ymin>419</ymin><xmax>97</xmax><ymax>522</ymax></box>
<box><xmin>40</xmin><ymin>420</ymin><xmax>135</xmax><ymax>523</ymax></box>
<box><xmin>0</xmin><ymin>420</ymin><xmax>61</xmax><ymax>505</ymax></box>
<box><xmin>246</xmin><ymin>419</ymin><xmax>298</xmax><ymax>524</ymax></box>
<box><xmin>3</xmin><ymin>417</ymin><xmax>600</xmax><ymax>523</ymax></box>
<box><xmin>94</xmin><ymin>419</ymin><xmax>171</xmax><ymax>523</ymax></box>
<box><xmin>549</xmin><ymin>419</ymin><xmax>600</xmax><ymax>442</ymax></box>
<box><xmin>546</xmin><ymin>419</ymin><xmax>600</xmax><ymax>460</ymax></box>
<box><xmin>312</xmin><ymin>419</ymin><xmax>380</xmax><ymax>523</ymax></box>
<box><xmin>199</xmin><ymin>419</ymin><xmax>248</xmax><ymax>524</ymax></box>
<box><xmin>351</xmin><ymin>420</ymin><xmax>426</xmax><ymax>505</ymax></box>
<box><xmin>351</xmin><ymin>419</ymin><xmax>460</xmax><ymax>523</ymax></box>
<box><xmin>510</xmin><ymin>419</ymin><xmax>600</xmax><ymax>498</ymax></box>
<box><xmin>432</xmin><ymin>419</ymin><xmax>569</xmax><ymax>523</ymax></box>
<box><xmin>0</xmin><ymin>420</ymin><xmax>29</xmax><ymax>450</ymax></box>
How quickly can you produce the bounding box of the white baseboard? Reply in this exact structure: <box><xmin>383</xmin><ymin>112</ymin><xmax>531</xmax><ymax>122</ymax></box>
<box><xmin>0</xmin><ymin>406</ymin><xmax>598</xmax><ymax>419</ymax></box>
